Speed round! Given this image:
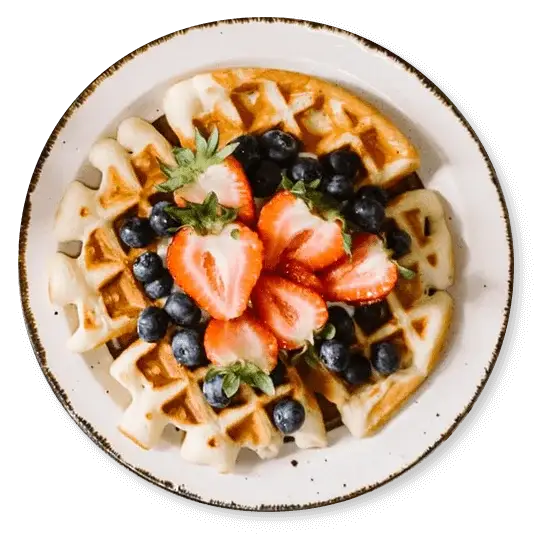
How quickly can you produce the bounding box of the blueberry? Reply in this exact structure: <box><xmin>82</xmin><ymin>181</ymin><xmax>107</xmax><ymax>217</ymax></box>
<box><xmin>149</xmin><ymin>201</ymin><xmax>179</xmax><ymax>237</ymax></box>
<box><xmin>272</xmin><ymin>398</ymin><xmax>306</xmax><ymax>434</ymax></box>
<box><xmin>328</xmin><ymin>306</ymin><xmax>356</xmax><ymax>345</ymax></box>
<box><xmin>249</xmin><ymin>160</ymin><xmax>282</xmax><ymax>198</ymax></box>
<box><xmin>341</xmin><ymin>354</ymin><xmax>372</xmax><ymax>385</ymax></box>
<box><xmin>137</xmin><ymin>306</ymin><xmax>169</xmax><ymax>342</ymax></box>
<box><xmin>231</xmin><ymin>134</ymin><xmax>261</xmax><ymax>171</ymax></box>
<box><xmin>318</xmin><ymin>339</ymin><xmax>351</xmax><ymax>373</ymax></box>
<box><xmin>355</xmin><ymin>185</ymin><xmax>389</xmax><ymax>207</ymax></box>
<box><xmin>203</xmin><ymin>374</ymin><xmax>230</xmax><ymax>408</ymax></box>
<box><xmin>321</xmin><ymin>174</ymin><xmax>354</xmax><ymax>201</ymax></box>
<box><xmin>119</xmin><ymin>217</ymin><xmax>154</xmax><ymax>248</ymax></box>
<box><xmin>346</xmin><ymin>196</ymin><xmax>385</xmax><ymax>233</ymax></box>
<box><xmin>260</xmin><ymin>129</ymin><xmax>299</xmax><ymax>163</ymax></box>
<box><xmin>354</xmin><ymin>300</ymin><xmax>391</xmax><ymax>335</ymax></box>
<box><xmin>371</xmin><ymin>341</ymin><xmax>400</xmax><ymax>375</ymax></box>
<box><xmin>289</xmin><ymin>156</ymin><xmax>323</xmax><ymax>183</ymax></box>
<box><xmin>324</xmin><ymin>149</ymin><xmax>362</xmax><ymax>178</ymax></box>
<box><xmin>132</xmin><ymin>252</ymin><xmax>164</xmax><ymax>283</ymax></box>
<box><xmin>164</xmin><ymin>292</ymin><xmax>201</xmax><ymax>327</ymax></box>
<box><xmin>385</xmin><ymin>227</ymin><xmax>412</xmax><ymax>259</ymax></box>
<box><xmin>171</xmin><ymin>328</ymin><xmax>207</xmax><ymax>368</ymax></box>
<box><xmin>144</xmin><ymin>270</ymin><xmax>173</xmax><ymax>300</ymax></box>
<box><xmin>269</xmin><ymin>361</ymin><xmax>287</xmax><ymax>387</ymax></box>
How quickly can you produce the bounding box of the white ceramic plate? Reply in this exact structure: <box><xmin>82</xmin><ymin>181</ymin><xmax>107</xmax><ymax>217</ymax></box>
<box><xmin>19</xmin><ymin>18</ymin><xmax>513</xmax><ymax>510</ymax></box>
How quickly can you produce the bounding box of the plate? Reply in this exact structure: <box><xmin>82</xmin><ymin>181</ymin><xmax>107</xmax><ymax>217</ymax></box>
<box><xmin>19</xmin><ymin>18</ymin><xmax>513</xmax><ymax>510</ymax></box>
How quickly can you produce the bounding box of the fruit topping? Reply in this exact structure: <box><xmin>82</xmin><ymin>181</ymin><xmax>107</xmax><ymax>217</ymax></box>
<box><xmin>289</xmin><ymin>156</ymin><xmax>323</xmax><ymax>183</ymax></box>
<box><xmin>320</xmin><ymin>233</ymin><xmax>397</xmax><ymax>303</ymax></box>
<box><xmin>204</xmin><ymin>312</ymin><xmax>278</xmax><ymax>373</ymax></box>
<box><xmin>171</xmin><ymin>328</ymin><xmax>207</xmax><ymax>368</ymax></box>
<box><xmin>355</xmin><ymin>185</ymin><xmax>389</xmax><ymax>207</ymax></box>
<box><xmin>276</xmin><ymin>259</ymin><xmax>323</xmax><ymax>294</ymax></box>
<box><xmin>163</xmin><ymin>292</ymin><xmax>201</xmax><ymax>327</ymax></box>
<box><xmin>260</xmin><ymin>129</ymin><xmax>299</xmax><ymax>163</ymax></box>
<box><xmin>353</xmin><ymin>300</ymin><xmax>392</xmax><ymax>335</ymax></box>
<box><xmin>370</xmin><ymin>341</ymin><xmax>400</xmax><ymax>375</ymax></box>
<box><xmin>318</xmin><ymin>339</ymin><xmax>351</xmax><ymax>373</ymax></box>
<box><xmin>252</xmin><ymin>274</ymin><xmax>328</xmax><ymax>350</ymax></box>
<box><xmin>156</xmin><ymin>128</ymin><xmax>255</xmax><ymax>225</ymax></box>
<box><xmin>346</xmin><ymin>195</ymin><xmax>385</xmax><ymax>234</ymax></box>
<box><xmin>166</xmin><ymin>193</ymin><xmax>263</xmax><ymax>320</ymax></box>
<box><xmin>321</xmin><ymin>174</ymin><xmax>354</xmax><ymax>201</ymax></box>
<box><xmin>323</xmin><ymin>149</ymin><xmax>362</xmax><ymax>178</ymax></box>
<box><xmin>144</xmin><ymin>270</ymin><xmax>173</xmax><ymax>300</ymax></box>
<box><xmin>149</xmin><ymin>201</ymin><xmax>180</xmax><ymax>236</ymax></box>
<box><xmin>257</xmin><ymin>177</ymin><xmax>351</xmax><ymax>270</ymax></box>
<box><xmin>385</xmin><ymin>224</ymin><xmax>412</xmax><ymax>259</ymax></box>
<box><xmin>327</xmin><ymin>305</ymin><xmax>356</xmax><ymax>345</ymax></box>
<box><xmin>132</xmin><ymin>252</ymin><xmax>164</xmax><ymax>284</ymax></box>
<box><xmin>341</xmin><ymin>354</ymin><xmax>372</xmax><ymax>385</ymax></box>
<box><xmin>202</xmin><ymin>374</ymin><xmax>231</xmax><ymax>409</ymax></box>
<box><xmin>119</xmin><ymin>217</ymin><xmax>154</xmax><ymax>248</ymax></box>
<box><xmin>249</xmin><ymin>160</ymin><xmax>282</xmax><ymax>198</ymax></box>
<box><xmin>272</xmin><ymin>398</ymin><xmax>306</xmax><ymax>434</ymax></box>
<box><xmin>137</xmin><ymin>306</ymin><xmax>169</xmax><ymax>343</ymax></box>
<box><xmin>230</xmin><ymin>134</ymin><xmax>261</xmax><ymax>172</ymax></box>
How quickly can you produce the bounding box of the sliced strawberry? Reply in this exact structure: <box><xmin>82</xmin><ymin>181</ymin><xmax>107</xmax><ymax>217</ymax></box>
<box><xmin>277</xmin><ymin>259</ymin><xmax>323</xmax><ymax>295</ymax></box>
<box><xmin>320</xmin><ymin>233</ymin><xmax>397</xmax><ymax>302</ymax></box>
<box><xmin>257</xmin><ymin>191</ymin><xmax>345</xmax><ymax>271</ymax></box>
<box><xmin>157</xmin><ymin>128</ymin><xmax>256</xmax><ymax>225</ymax></box>
<box><xmin>174</xmin><ymin>158</ymin><xmax>255</xmax><ymax>225</ymax></box>
<box><xmin>252</xmin><ymin>274</ymin><xmax>328</xmax><ymax>350</ymax></box>
<box><xmin>204</xmin><ymin>312</ymin><xmax>278</xmax><ymax>372</ymax></box>
<box><xmin>167</xmin><ymin>221</ymin><xmax>263</xmax><ymax>321</ymax></box>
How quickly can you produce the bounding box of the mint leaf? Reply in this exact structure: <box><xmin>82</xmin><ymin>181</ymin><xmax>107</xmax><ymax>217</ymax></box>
<box><xmin>244</xmin><ymin>370</ymin><xmax>274</xmax><ymax>396</ymax></box>
<box><xmin>222</xmin><ymin>372</ymin><xmax>241</xmax><ymax>398</ymax></box>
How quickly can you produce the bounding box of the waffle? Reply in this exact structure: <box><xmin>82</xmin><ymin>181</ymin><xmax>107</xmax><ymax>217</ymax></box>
<box><xmin>49</xmin><ymin>67</ymin><xmax>452</xmax><ymax>471</ymax></box>
<box><xmin>304</xmin><ymin>189</ymin><xmax>454</xmax><ymax>437</ymax></box>
<box><xmin>163</xmin><ymin>68</ymin><xmax>419</xmax><ymax>186</ymax></box>
<box><xmin>48</xmin><ymin>114</ymin><xmax>326</xmax><ymax>472</ymax></box>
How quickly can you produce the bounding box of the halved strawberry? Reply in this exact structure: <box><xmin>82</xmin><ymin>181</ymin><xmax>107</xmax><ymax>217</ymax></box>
<box><xmin>252</xmin><ymin>274</ymin><xmax>328</xmax><ymax>350</ymax></box>
<box><xmin>258</xmin><ymin>191</ymin><xmax>346</xmax><ymax>270</ymax></box>
<box><xmin>320</xmin><ymin>233</ymin><xmax>397</xmax><ymax>302</ymax></box>
<box><xmin>157</xmin><ymin>128</ymin><xmax>256</xmax><ymax>225</ymax></box>
<box><xmin>166</xmin><ymin>194</ymin><xmax>263</xmax><ymax>320</ymax></box>
<box><xmin>204</xmin><ymin>312</ymin><xmax>278</xmax><ymax>372</ymax></box>
<box><xmin>277</xmin><ymin>259</ymin><xmax>323</xmax><ymax>295</ymax></box>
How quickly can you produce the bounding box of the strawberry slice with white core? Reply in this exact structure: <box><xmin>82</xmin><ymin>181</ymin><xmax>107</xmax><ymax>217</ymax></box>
<box><xmin>165</xmin><ymin>193</ymin><xmax>262</xmax><ymax>320</ymax></box>
<box><xmin>320</xmin><ymin>233</ymin><xmax>397</xmax><ymax>302</ymax></box>
<box><xmin>204</xmin><ymin>312</ymin><xmax>278</xmax><ymax>372</ymax></box>
<box><xmin>252</xmin><ymin>274</ymin><xmax>328</xmax><ymax>350</ymax></box>
<box><xmin>257</xmin><ymin>191</ymin><xmax>345</xmax><ymax>271</ymax></box>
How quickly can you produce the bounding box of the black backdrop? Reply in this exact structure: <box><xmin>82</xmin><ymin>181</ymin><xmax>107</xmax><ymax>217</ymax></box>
<box><xmin>20</xmin><ymin>20</ymin><xmax>544</xmax><ymax>540</ymax></box>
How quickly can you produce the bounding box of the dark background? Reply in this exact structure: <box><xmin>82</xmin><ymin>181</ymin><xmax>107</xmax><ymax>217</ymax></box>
<box><xmin>19</xmin><ymin>21</ymin><xmax>540</xmax><ymax>536</ymax></box>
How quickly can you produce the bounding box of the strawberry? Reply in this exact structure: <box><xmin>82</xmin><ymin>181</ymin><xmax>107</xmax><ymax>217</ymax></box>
<box><xmin>166</xmin><ymin>193</ymin><xmax>263</xmax><ymax>320</ymax></box>
<box><xmin>257</xmin><ymin>177</ymin><xmax>352</xmax><ymax>271</ymax></box>
<box><xmin>277</xmin><ymin>259</ymin><xmax>323</xmax><ymax>295</ymax></box>
<box><xmin>320</xmin><ymin>233</ymin><xmax>398</xmax><ymax>303</ymax></box>
<box><xmin>252</xmin><ymin>274</ymin><xmax>328</xmax><ymax>350</ymax></box>
<box><xmin>157</xmin><ymin>128</ymin><xmax>256</xmax><ymax>225</ymax></box>
<box><xmin>204</xmin><ymin>312</ymin><xmax>278</xmax><ymax>373</ymax></box>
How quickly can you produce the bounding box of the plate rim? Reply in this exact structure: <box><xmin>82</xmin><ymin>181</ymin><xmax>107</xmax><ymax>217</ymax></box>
<box><xmin>18</xmin><ymin>17</ymin><xmax>514</xmax><ymax>511</ymax></box>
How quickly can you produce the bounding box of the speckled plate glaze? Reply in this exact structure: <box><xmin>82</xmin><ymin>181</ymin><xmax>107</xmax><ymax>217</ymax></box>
<box><xmin>19</xmin><ymin>18</ymin><xmax>513</xmax><ymax>510</ymax></box>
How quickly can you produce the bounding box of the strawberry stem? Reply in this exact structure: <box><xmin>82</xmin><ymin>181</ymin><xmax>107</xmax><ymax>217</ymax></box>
<box><xmin>156</xmin><ymin>127</ymin><xmax>239</xmax><ymax>193</ymax></box>
<box><xmin>165</xmin><ymin>192</ymin><xmax>238</xmax><ymax>236</ymax></box>
<box><xmin>206</xmin><ymin>361</ymin><xmax>275</xmax><ymax>398</ymax></box>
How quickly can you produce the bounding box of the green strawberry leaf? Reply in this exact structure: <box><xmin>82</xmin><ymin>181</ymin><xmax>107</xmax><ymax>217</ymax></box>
<box><xmin>156</xmin><ymin>128</ymin><xmax>236</xmax><ymax>193</ymax></box>
<box><xmin>397</xmin><ymin>263</ymin><xmax>416</xmax><ymax>280</ymax></box>
<box><xmin>164</xmin><ymin>192</ymin><xmax>238</xmax><ymax>236</ymax></box>
<box><xmin>222</xmin><ymin>372</ymin><xmax>241</xmax><ymax>398</ymax></box>
<box><xmin>230</xmin><ymin>228</ymin><xmax>240</xmax><ymax>240</ymax></box>
<box><xmin>316</xmin><ymin>323</ymin><xmax>336</xmax><ymax>340</ymax></box>
<box><xmin>342</xmin><ymin>231</ymin><xmax>353</xmax><ymax>256</ymax></box>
